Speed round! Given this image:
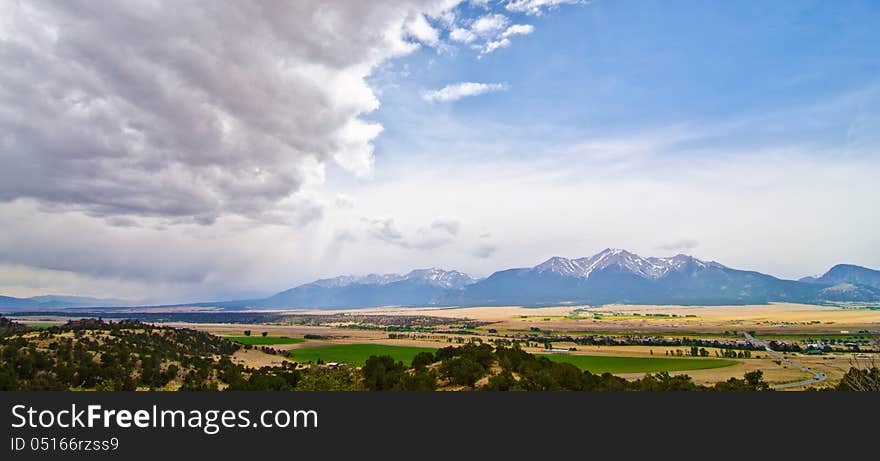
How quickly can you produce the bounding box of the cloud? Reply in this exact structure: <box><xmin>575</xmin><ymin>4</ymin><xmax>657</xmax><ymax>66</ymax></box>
<box><xmin>367</xmin><ymin>217</ymin><xmax>460</xmax><ymax>249</ymax></box>
<box><xmin>429</xmin><ymin>219</ymin><xmax>461</xmax><ymax>236</ymax></box>
<box><xmin>335</xmin><ymin>194</ymin><xmax>356</xmax><ymax>209</ymax></box>
<box><xmin>423</xmin><ymin>82</ymin><xmax>510</xmax><ymax>102</ymax></box>
<box><xmin>405</xmin><ymin>13</ymin><xmax>441</xmax><ymax>46</ymax></box>
<box><xmin>449</xmin><ymin>27</ymin><xmax>477</xmax><ymax>43</ymax></box>
<box><xmin>470</xmin><ymin>13</ymin><xmax>510</xmax><ymax>37</ymax></box>
<box><xmin>482</xmin><ymin>23</ymin><xmax>535</xmax><ymax>55</ymax></box>
<box><xmin>333</xmin><ymin>230</ymin><xmax>357</xmax><ymax>244</ymax></box>
<box><xmin>0</xmin><ymin>1</ymin><xmax>463</xmax><ymax>225</ymax></box>
<box><xmin>654</xmin><ymin>240</ymin><xmax>700</xmax><ymax>252</ymax></box>
<box><xmin>502</xmin><ymin>24</ymin><xmax>536</xmax><ymax>37</ymax></box>
<box><xmin>506</xmin><ymin>0</ymin><xmax>584</xmax><ymax>15</ymax></box>
<box><xmin>448</xmin><ymin>12</ymin><xmax>535</xmax><ymax>56</ymax></box>
<box><xmin>472</xmin><ymin>243</ymin><xmax>498</xmax><ymax>259</ymax></box>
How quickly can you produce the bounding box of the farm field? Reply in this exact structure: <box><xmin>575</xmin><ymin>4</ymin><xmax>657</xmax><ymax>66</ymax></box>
<box><xmin>76</xmin><ymin>302</ymin><xmax>879</xmax><ymax>388</ymax></box>
<box><xmin>339</xmin><ymin>303</ymin><xmax>880</xmax><ymax>335</ymax></box>
<box><xmin>288</xmin><ymin>344</ymin><xmax>437</xmax><ymax>366</ymax></box>
<box><xmin>225</xmin><ymin>335</ymin><xmax>305</xmax><ymax>345</ymax></box>
<box><xmin>540</xmin><ymin>354</ymin><xmax>737</xmax><ymax>374</ymax></box>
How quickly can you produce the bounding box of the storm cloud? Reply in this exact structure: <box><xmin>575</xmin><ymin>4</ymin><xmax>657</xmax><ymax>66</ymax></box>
<box><xmin>0</xmin><ymin>0</ymin><xmax>460</xmax><ymax>224</ymax></box>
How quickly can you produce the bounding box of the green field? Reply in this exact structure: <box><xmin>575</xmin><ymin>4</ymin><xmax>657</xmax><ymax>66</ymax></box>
<box><xmin>286</xmin><ymin>343</ymin><xmax>736</xmax><ymax>373</ymax></box>
<box><xmin>540</xmin><ymin>354</ymin><xmax>737</xmax><ymax>373</ymax></box>
<box><xmin>288</xmin><ymin>344</ymin><xmax>437</xmax><ymax>366</ymax></box>
<box><xmin>226</xmin><ymin>336</ymin><xmax>305</xmax><ymax>346</ymax></box>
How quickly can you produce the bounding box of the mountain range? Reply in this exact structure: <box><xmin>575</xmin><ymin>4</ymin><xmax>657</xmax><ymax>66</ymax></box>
<box><xmin>0</xmin><ymin>295</ymin><xmax>142</xmax><ymax>309</ymax></box>
<box><xmin>2</xmin><ymin>249</ymin><xmax>879</xmax><ymax>310</ymax></box>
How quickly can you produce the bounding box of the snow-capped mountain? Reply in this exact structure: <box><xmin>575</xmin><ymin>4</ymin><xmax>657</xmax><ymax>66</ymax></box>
<box><xmin>8</xmin><ymin>251</ymin><xmax>879</xmax><ymax>311</ymax></box>
<box><xmin>534</xmin><ymin>249</ymin><xmax>725</xmax><ymax>280</ymax></box>
<box><xmin>172</xmin><ymin>250</ymin><xmax>880</xmax><ymax>310</ymax></box>
<box><xmin>403</xmin><ymin>268</ymin><xmax>477</xmax><ymax>289</ymax></box>
<box><xmin>309</xmin><ymin>268</ymin><xmax>475</xmax><ymax>290</ymax></box>
<box><xmin>257</xmin><ymin>268</ymin><xmax>477</xmax><ymax>308</ymax></box>
<box><xmin>312</xmin><ymin>273</ymin><xmax>405</xmax><ymax>288</ymax></box>
<box><xmin>458</xmin><ymin>248</ymin><xmax>835</xmax><ymax>306</ymax></box>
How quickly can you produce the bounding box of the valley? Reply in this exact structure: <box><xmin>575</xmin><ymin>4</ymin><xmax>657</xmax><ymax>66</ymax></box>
<box><xmin>3</xmin><ymin>251</ymin><xmax>878</xmax><ymax>391</ymax></box>
<box><xmin>8</xmin><ymin>302</ymin><xmax>865</xmax><ymax>390</ymax></box>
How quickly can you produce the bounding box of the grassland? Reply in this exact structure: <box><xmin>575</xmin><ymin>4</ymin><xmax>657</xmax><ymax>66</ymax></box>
<box><xmin>540</xmin><ymin>354</ymin><xmax>737</xmax><ymax>373</ymax></box>
<box><xmin>287</xmin><ymin>342</ymin><xmax>737</xmax><ymax>373</ymax></box>
<box><xmin>288</xmin><ymin>343</ymin><xmax>436</xmax><ymax>366</ymax></box>
<box><xmin>161</xmin><ymin>302</ymin><xmax>880</xmax><ymax>388</ymax></box>
<box><xmin>225</xmin><ymin>336</ymin><xmax>305</xmax><ymax>345</ymax></box>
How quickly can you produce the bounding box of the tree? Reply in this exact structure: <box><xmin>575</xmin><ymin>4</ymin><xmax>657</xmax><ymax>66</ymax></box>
<box><xmin>439</xmin><ymin>356</ymin><xmax>485</xmax><ymax>387</ymax></box>
<box><xmin>713</xmin><ymin>370</ymin><xmax>770</xmax><ymax>391</ymax></box>
<box><xmin>261</xmin><ymin>332</ymin><xmax>268</xmax><ymax>337</ymax></box>
<box><xmin>397</xmin><ymin>370</ymin><xmax>437</xmax><ymax>391</ymax></box>
<box><xmin>243</xmin><ymin>330</ymin><xmax>251</xmax><ymax>337</ymax></box>
<box><xmin>411</xmin><ymin>351</ymin><xmax>435</xmax><ymax>371</ymax></box>
<box><xmin>362</xmin><ymin>355</ymin><xmax>405</xmax><ymax>391</ymax></box>
<box><xmin>837</xmin><ymin>359</ymin><xmax>880</xmax><ymax>391</ymax></box>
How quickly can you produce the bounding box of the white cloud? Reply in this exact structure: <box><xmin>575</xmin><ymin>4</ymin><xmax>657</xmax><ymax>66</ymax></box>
<box><xmin>470</xmin><ymin>13</ymin><xmax>510</xmax><ymax>37</ymax></box>
<box><xmin>506</xmin><ymin>0</ymin><xmax>584</xmax><ymax>15</ymax></box>
<box><xmin>450</xmin><ymin>27</ymin><xmax>477</xmax><ymax>43</ymax></box>
<box><xmin>422</xmin><ymin>82</ymin><xmax>510</xmax><ymax>102</ymax></box>
<box><xmin>481</xmin><ymin>24</ymin><xmax>535</xmax><ymax>54</ymax></box>
<box><xmin>502</xmin><ymin>24</ymin><xmax>536</xmax><ymax>38</ymax></box>
<box><xmin>406</xmin><ymin>13</ymin><xmax>441</xmax><ymax>46</ymax></box>
<box><xmin>482</xmin><ymin>38</ymin><xmax>512</xmax><ymax>54</ymax></box>
<box><xmin>452</xmin><ymin>15</ymin><xmax>535</xmax><ymax>56</ymax></box>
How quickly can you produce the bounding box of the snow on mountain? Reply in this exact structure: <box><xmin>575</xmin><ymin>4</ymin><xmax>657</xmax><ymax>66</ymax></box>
<box><xmin>310</xmin><ymin>268</ymin><xmax>475</xmax><ymax>290</ymax></box>
<box><xmin>533</xmin><ymin>256</ymin><xmax>589</xmax><ymax>277</ymax></box>
<box><xmin>404</xmin><ymin>268</ymin><xmax>476</xmax><ymax>289</ymax></box>
<box><xmin>534</xmin><ymin>248</ymin><xmax>725</xmax><ymax>280</ymax></box>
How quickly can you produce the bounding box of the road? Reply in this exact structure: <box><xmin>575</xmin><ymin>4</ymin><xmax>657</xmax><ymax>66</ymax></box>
<box><xmin>743</xmin><ymin>332</ymin><xmax>828</xmax><ymax>390</ymax></box>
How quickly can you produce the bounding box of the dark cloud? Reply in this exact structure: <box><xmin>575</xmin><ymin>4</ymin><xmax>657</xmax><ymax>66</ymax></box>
<box><xmin>0</xmin><ymin>1</ymin><xmax>459</xmax><ymax>224</ymax></box>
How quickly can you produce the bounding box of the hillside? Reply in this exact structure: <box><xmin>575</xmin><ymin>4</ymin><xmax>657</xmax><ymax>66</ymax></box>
<box><xmin>0</xmin><ymin>318</ymin><xmax>358</xmax><ymax>391</ymax></box>
<box><xmin>0</xmin><ymin>317</ymin><xmax>782</xmax><ymax>391</ymax></box>
<box><xmin>801</xmin><ymin>264</ymin><xmax>880</xmax><ymax>290</ymax></box>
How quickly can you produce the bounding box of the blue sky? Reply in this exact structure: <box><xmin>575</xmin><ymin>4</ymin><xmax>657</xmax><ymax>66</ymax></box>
<box><xmin>370</xmin><ymin>0</ymin><xmax>879</xmax><ymax>161</ymax></box>
<box><xmin>1</xmin><ymin>0</ymin><xmax>878</xmax><ymax>301</ymax></box>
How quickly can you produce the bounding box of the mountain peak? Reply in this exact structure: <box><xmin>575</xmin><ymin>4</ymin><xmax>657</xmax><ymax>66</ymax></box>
<box><xmin>404</xmin><ymin>268</ymin><xmax>476</xmax><ymax>289</ymax></box>
<box><xmin>802</xmin><ymin>263</ymin><xmax>880</xmax><ymax>290</ymax></box>
<box><xmin>533</xmin><ymin>249</ymin><xmax>725</xmax><ymax>280</ymax></box>
<box><xmin>534</xmin><ymin>256</ymin><xmax>585</xmax><ymax>277</ymax></box>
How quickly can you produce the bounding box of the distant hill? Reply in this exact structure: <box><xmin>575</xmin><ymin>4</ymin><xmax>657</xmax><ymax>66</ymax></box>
<box><xmin>0</xmin><ymin>294</ymin><xmax>139</xmax><ymax>309</ymax></box>
<box><xmin>800</xmin><ymin>264</ymin><xmax>880</xmax><ymax>290</ymax></box>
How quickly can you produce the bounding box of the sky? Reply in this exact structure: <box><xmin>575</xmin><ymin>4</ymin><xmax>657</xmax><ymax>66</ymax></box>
<box><xmin>1</xmin><ymin>0</ymin><xmax>879</xmax><ymax>303</ymax></box>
